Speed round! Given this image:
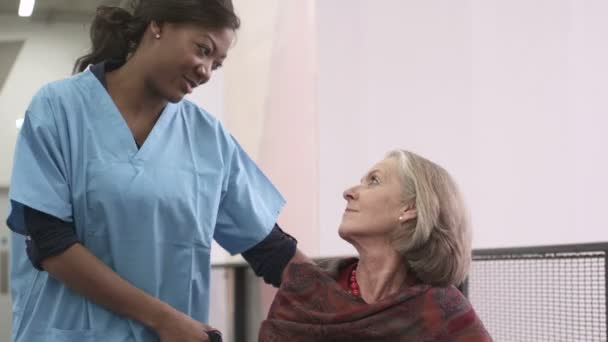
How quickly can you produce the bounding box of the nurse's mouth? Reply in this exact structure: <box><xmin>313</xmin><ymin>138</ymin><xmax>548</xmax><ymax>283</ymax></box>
<box><xmin>183</xmin><ymin>77</ymin><xmax>197</xmax><ymax>94</ymax></box>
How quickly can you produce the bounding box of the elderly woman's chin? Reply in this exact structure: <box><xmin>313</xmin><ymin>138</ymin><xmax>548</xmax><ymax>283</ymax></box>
<box><xmin>337</xmin><ymin>218</ymin><xmax>370</xmax><ymax>242</ymax></box>
<box><xmin>338</xmin><ymin>219</ymin><xmax>356</xmax><ymax>241</ymax></box>
<box><xmin>338</xmin><ymin>220</ymin><xmax>393</xmax><ymax>244</ymax></box>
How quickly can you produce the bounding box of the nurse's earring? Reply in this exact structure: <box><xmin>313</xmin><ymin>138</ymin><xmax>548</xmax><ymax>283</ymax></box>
<box><xmin>150</xmin><ymin>20</ymin><xmax>162</xmax><ymax>39</ymax></box>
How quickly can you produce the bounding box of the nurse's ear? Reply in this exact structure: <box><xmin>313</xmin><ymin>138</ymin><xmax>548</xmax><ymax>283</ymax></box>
<box><xmin>149</xmin><ymin>20</ymin><xmax>164</xmax><ymax>39</ymax></box>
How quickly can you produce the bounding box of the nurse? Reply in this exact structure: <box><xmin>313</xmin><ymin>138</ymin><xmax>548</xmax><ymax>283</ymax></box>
<box><xmin>6</xmin><ymin>0</ymin><xmax>309</xmax><ymax>341</ymax></box>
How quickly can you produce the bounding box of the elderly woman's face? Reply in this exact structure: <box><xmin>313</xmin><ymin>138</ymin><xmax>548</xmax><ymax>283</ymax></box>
<box><xmin>339</xmin><ymin>157</ymin><xmax>408</xmax><ymax>240</ymax></box>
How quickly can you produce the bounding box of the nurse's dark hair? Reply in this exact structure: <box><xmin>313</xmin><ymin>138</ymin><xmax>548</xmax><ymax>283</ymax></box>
<box><xmin>73</xmin><ymin>0</ymin><xmax>240</xmax><ymax>74</ymax></box>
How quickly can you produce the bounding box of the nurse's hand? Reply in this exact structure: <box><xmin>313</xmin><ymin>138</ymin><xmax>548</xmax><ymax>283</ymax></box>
<box><xmin>155</xmin><ymin>308</ymin><xmax>219</xmax><ymax>342</ymax></box>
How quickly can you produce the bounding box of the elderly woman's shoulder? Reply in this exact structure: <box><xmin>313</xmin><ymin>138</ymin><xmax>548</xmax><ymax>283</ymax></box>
<box><xmin>314</xmin><ymin>257</ymin><xmax>358</xmax><ymax>278</ymax></box>
<box><xmin>423</xmin><ymin>285</ymin><xmax>492</xmax><ymax>341</ymax></box>
<box><xmin>425</xmin><ymin>285</ymin><xmax>471</xmax><ymax>314</ymax></box>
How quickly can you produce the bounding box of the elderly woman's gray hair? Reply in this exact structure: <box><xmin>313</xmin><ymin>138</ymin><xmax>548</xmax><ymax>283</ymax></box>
<box><xmin>387</xmin><ymin>150</ymin><xmax>472</xmax><ymax>286</ymax></box>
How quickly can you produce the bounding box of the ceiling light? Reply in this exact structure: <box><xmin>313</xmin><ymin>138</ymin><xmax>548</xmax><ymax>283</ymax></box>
<box><xmin>18</xmin><ymin>0</ymin><xmax>36</xmax><ymax>17</ymax></box>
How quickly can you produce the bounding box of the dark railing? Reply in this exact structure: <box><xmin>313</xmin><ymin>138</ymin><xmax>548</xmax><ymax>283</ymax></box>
<box><xmin>462</xmin><ymin>242</ymin><xmax>608</xmax><ymax>342</ymax></box>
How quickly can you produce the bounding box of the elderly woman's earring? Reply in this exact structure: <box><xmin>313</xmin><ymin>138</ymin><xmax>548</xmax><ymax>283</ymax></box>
<box><xmin>155</xmin><ymin>33</ymin><xmax>161</xmax><ymax>39</ymax></box>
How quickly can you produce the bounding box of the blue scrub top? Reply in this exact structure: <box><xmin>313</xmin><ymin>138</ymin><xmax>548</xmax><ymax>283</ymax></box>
<box><xmin>6</xmin><ymin>69</ymin><xmax>285</xmax><ymax>341</ymax></box>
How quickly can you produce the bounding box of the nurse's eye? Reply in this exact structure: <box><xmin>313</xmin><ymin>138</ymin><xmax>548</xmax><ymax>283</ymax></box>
<box><xmin>198</xmin><ymin>44</ymin><xmax>212</xmax><ymax>57</ymax></box>
<box><xmin>369</xmin><ymin>176</ymin><xmax>380</xmax><ymax>185</ymax></box>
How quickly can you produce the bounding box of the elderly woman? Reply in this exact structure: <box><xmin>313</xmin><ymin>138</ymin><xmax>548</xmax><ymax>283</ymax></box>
<box><xmin>258</xmin><ymin>150</ymin><xmax>491</xmax><ymax>341</ymax></box>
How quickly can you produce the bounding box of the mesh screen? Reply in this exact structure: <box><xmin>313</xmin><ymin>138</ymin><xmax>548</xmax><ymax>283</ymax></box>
<box><xmin>468</xmin><ymin>251</ymin><xmax>606</xmax><ymax>342</ymax></box>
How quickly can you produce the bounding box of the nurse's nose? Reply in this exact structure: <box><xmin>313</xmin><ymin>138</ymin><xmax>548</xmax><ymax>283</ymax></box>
<box><xmin>196</xmin><ymin>62</ymin><xmax>211</xmax><ymax>85</ymax></box>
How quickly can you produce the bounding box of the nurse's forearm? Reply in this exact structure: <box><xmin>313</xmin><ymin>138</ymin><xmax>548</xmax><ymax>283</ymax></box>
<box><xmin>281</xmin><ymin>248</ymin><xmax>314</xmax><ymax>280</ymax></box>
<box><xmin>41</xmin><ymin>243</ymin><xmax>174</xmax><ymax>331</ymax></box>
<box><xmin>288</xmin><ymin>248</ymin><xmax>314</xmax><ymax>266</ymax></box>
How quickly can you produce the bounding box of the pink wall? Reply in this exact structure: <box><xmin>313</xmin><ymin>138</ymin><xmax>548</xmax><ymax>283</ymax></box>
<box><xmin>222</xmin><ymin>0</ymin><xmax>319</xmax><ymax>255</ymax></box>
<box><xmin>220</xmin><ymin>0</ymin><xmax>318</xmax><ymax>321</ymax></box>
<box><xmin>257</xmin><ymin>0</ymin><xmax>319</xmax><ymax>257</ymax></box>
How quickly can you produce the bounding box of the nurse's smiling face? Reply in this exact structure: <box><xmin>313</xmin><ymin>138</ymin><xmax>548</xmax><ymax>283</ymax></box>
<box><xmin>145</xmin><ymin>22</ymin><xmax>235</xmax><ymax>103</ymax></box>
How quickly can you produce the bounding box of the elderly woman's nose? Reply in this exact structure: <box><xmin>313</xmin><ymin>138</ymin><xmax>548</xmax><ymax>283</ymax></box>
<box><xmin>343</xmin><ymin>186</ymin><xmax>359</xmax><ymax>201</ymax></box>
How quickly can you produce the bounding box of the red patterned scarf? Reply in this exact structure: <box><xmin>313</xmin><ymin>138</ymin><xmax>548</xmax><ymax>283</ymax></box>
<box><xmin>259</xmin><ymin>258</ymin><xmax>491</xmax><ymax>342</ymax></box>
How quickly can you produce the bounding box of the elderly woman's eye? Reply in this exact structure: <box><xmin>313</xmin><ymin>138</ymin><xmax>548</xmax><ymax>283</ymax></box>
<box><xmin>370</xmin><ymin>176</ymin><xmax>380</xmax><ymax>185</ymax></box>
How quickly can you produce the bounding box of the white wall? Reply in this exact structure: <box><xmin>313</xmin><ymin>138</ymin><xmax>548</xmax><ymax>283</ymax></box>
<box><xmin>0</xmin><ymin>16</ymin><xmax>92</xmax><ymax>187</ymax></box>
<box><xmin>317</xmin><ymin>0</ymin><xmax>608</xmax><ymax>256</ymax></box>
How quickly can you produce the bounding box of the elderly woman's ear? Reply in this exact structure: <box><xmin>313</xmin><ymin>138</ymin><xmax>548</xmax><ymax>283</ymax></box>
<box><xmin>399</xmin><ymin>202</ymin><xmax>417</xmax><ymax>223</ymax></box>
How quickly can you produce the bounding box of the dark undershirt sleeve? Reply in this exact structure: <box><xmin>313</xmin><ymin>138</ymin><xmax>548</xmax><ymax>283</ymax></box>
<box><xmin>241</xmin><ymin>224</ymin><xmax>298</xmax><ymax>287</ymax></box>
<box><xmin>23</xmin><ymin>205</ymin><xmax>79</xmax><ymax>271</ymax></box>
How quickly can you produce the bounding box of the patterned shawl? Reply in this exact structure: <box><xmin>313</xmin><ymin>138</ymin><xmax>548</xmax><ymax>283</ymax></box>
<box><xmin>259</xmin><ymin>258</ymin><xmax>491</xmax><ymax>342</ymax></box>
